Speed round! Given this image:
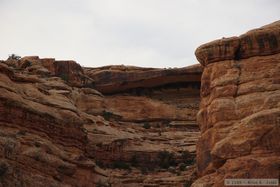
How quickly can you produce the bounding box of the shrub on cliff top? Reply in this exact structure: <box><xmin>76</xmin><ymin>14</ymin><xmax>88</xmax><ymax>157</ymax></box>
<box><xmin>8</xmin><ymin>54</ymin><xmax>21</xmax><ymax>60</ymax></box>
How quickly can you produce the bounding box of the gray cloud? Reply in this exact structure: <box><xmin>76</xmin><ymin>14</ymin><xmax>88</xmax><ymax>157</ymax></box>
<box><xmin>0</xmin><ymin>0</ymin><xmax>279</xmax><ymax>67</ymax></box>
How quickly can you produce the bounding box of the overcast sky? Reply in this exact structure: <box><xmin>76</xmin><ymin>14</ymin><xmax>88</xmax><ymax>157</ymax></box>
<box><xmin>0</xmin><ymin>0</ymin><xmax>279</xmax><ymax>68</ymax></box>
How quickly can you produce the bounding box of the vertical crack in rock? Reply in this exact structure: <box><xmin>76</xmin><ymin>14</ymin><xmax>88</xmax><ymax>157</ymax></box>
<box><xmin>234</xmin><ymin>40</ymin><xmax>242</xmax><ymax>61</ymax></box>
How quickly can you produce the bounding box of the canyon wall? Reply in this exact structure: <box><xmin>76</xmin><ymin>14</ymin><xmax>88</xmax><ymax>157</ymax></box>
<box><xmin>0</xmin><ymin>56</ymin><xmax>202</xmax><ymax>186</ymax></box>
<box><xmin>192</xmin><ymin>21</ymin><xmax>280</xmax><ymax>186</ymax></box>
<box><xmin>2</xmin><ymin>20</ymin><xmax>278</xmax><ymax>187</ymax></box>
<box><xmin>0</xmin><ymin>57</ymin><xmax>104</xmax><ymax>187</ymax></box>
<box><xmin>83</xmin><ymin>65</ymin><xmax>202</xmax><ymax>186</ymax></box>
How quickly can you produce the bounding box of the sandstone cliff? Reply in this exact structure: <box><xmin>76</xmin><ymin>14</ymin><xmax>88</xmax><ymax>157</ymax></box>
<box><xmin>0</xmin><ymin>56</ymin><xmax>202</xmax><ymax>186</ymax></box>
<box><xmin>84</xmin><ymin>65</ymin><xmax>201</xmax><ymax>94</ymax></box>
<box><xmin>0</xmin><ymin>57</ymin><xmax>105</xmax><ymax>186</ymax></box>
<box><xmin>85</xmin><ymin>65</ymin><xmax>202</xmax><ymax>186</ymax></box>
<box><xmin>193</xmin><ymin>21</ymin><xmax>280</xmax><ymax>186</ymax></box>
<box><xmin>2</xmin><ymin>20</ymin><xmax>278</xmax><ymax>187</ymax></box>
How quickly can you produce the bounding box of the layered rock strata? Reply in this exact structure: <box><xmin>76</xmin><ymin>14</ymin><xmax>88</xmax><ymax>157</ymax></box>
<box><xmin>0</xmin><ymin>58</ymin><xmax>106</xmax><ymax>187</ymax></box>
<box><xmin>0</xmin><ymin>56</ymin><xmax>202</xmax><ymax>186</ymax></box>
<box><xmin>193</xmin><ymin>21</ymin><xmax>280</xmax><ymax>186</ymax></box>
<box><xmin>84</xmin><ymin>65</ymin><xmax>201</xmax><ymax>94</ymax></box>
<box><xmin>83</xmin><ymin>65</ymin><xmax>202</xmax><ymax>186</ymax></box>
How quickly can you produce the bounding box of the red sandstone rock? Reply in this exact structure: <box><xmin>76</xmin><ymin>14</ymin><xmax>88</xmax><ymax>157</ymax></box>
<box><xmin>84</xmin><ymin>64</ymin><xmax>202</xmax><ymax>94</ymax></box>
<box><xmin>0</xmin><ymin>57</ymin><xmax>201</xmax><ymax>186</ymax></box>
<box><xmin>195</xmin><ymin>20</ymin><xmax>280</xmax><ymax>66</ymax></box>
<box><xmin>0</xmin><ymin>62</ymin><xmax>106</xmax><ymax>186</ymax></box>
<box><xmin>193</xmin><ymin>21</ymin><xmax>280</xmax><ymax>186</ymax></box>
<box><xmin>42</xmin><ymin>59</ymin><xmax>94</xmax><ymax>87</ymax></box>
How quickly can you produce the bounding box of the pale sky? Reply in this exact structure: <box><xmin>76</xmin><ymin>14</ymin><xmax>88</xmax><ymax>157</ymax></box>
<box><xmin>0</xmin><ymin>0</ymin><xmax>279</xmax><ymax>68</ymax></box>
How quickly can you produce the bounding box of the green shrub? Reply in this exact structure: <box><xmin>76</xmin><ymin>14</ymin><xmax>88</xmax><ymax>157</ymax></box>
<box><xmin>112</xmin><ymin>161</ymin><xmax>130</xmax><ymax>170</ymax></box>
<box><xmin>130</xmin><ymin>154</ymin><xmax>139</xmax><ymax>167</ymax></box>
<box><xmin>143</xmin><ymin>122</ymin><xmax>151</xmax><ymax>129</ymax></box>
<box><xmin>57</xmin><ymin>164</ymin><xmax>75</xmax><ymax>176</ymax></box>
<box><xmin>179</xmin><ymin>163</ymin><xmax>187</xmax><ymax>171</ymax></box>
<box><xmin>96</xmin><ymin>160</ymin><xmax>104</xmax><ymax>168</ymax></box>
<box><xmin>102</xmin><ymin>110</ymin><xmax>114</xmax><ymax>121</ymax></box>
<box><xmin>184</xmin><ymin>181</ymin><xmax>192</xmax><ymax>187</ymax></box>
<box><xmin>34</xmin><ymin>141</ymin><xmax>41</xmax><ymax>147</ymax></box>
<box><xmin>185</xmin><ymin>158</ymin><xmax>195</xmax><ymax>165</ymax></box>
<box><xmin>157</xmin><ymin>151</ymin><xmax>176</xmax><ymax>169</ymax></box>
<box><xmin>8</xmin><ymin>54</ymin><xmax>21</xmax><ymax>60</ymax></box>
<box><xmin>140</xmin><ymin>167</ymin><xmax>148</xmax><ymax>174</ymax></box>
<box><xmin>0</xmin><ymin>162</ymin><xmax>8</xmax><ymax>176</ymax></box>
<box><xmin>17</xmin><ymin>130</ymin><xmax>27</xmax><ymax>136</ymax></box>
<box><xmin>181</xmin><ymin>150</ymin><xmax>195</xmax><ymax>165</ymax></box>
<box><xmin>96</xmin><ymin>143</ymin><xmax>102</xmax><ymax>148</ymax></box>
<box><xmin>181</xmin><ymin>150</ymin><xmax>191</xmax><ymax>159</ymax></box>
<box><xmin>60</xmin><ymin>73</ymin><xmax>69</xmax><ymax>82</ymax></box>
<box><xmin>20</xmin><ymin>60</ymin><xmax>32</xmax><ymax>68</ymax></box>
<box><xmin>155</xmin><ymin>124</ymin><xmax>161</xmax><ymax>128</ymax></box>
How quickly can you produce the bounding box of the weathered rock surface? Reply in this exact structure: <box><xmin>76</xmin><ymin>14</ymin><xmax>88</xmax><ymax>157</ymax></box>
<box><xmin>0</xmin><ymin>57</ymin><xmax>202</xmax><ymax>186</ymax></box>
<box><xmin>82</xmin><ymin>65</ymin><xmax>202</xmax><ymax>186</ymax></box>
<box><xmin>8</xmin><ymin>56</ymin><xmax>94</xmax><ymax>87</ymax></box>
<box><xmin>84</xmin><ymin>64</ymin><xmax>202</xmax><ymax>94</ymax></box>
<box><xmin>193</xmin><ymin>21</ymin><xmax>280</xmax><ymax>186</ymax></box>
<box><xmin>0</xmin><ymin>61</ymin><xmax>106</xmax><ymax>187</ymax></box>
<box><xmin>195</xmin><ymin>21</ymin><xmax>280</xmax><ymax>66</ymax></box>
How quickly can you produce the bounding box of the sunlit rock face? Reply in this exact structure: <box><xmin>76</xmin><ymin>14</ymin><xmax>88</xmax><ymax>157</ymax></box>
<box><xmin>0</xmin><ymin>56</ymin><xmax>202</xmax><ymax>186</ymax></box>
<box><xmin>192</xmin><ymin>21</ymin><xmax>280</xmax><ymax>187</ymax></box>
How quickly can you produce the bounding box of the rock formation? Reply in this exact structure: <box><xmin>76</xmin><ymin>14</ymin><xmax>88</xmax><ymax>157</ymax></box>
<box><xmin>2</xmin><ymin>20</ymin><xmax>278</xmax><ymax>187</ymax></box>
<box><xmin>193</xmin><ymin>21</ymin><xmax>280</xmax><ymax>186</ymax></box>
<box><xmin>0</xmin><ymin>57</ymin><xmax>105</xmax><ymax>187</ymax></box>
<box><xmin>84</xmin><ymin>65</ymin><xmax>201</xmax><ymax>94</ymax></box>
<box><xmin>0</xmin><ymin>56</ymin><xmax>202</xmax><ymax>186</ymax></box>
<box><xmin>85</xmin><ymin>65</ymin><xmax>202</xmax><ymax>186</ymax></box>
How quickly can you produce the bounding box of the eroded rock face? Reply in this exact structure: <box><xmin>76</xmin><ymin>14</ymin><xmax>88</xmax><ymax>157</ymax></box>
<box><xmin>84</xmin><ymin>64</ymin><xmax>202</xmax><ymax>94</ymax></box>
<box><xmin>82</xmin><ymin>65</ymin><xmax>202</xmax><ymax>186</ymax></box>
<box><xmin>0</xmin><ymin>61</ymin><xmax>106</xmax><ymax>186</ymax></box>
<box><xmin>193</xmin><ymin>21</ymin><xmax>280</xmax><ymax>186</ymax></box>
<box><xmin>7</xmin><ymin>56</ymin><xmax>94</xmax><ymax>87</ymax></box>
<box><xmin>195</xmin><ymin>21</ymin><xmax>280</xmax><ymax>66</ymax></box>
<box><xmin>0</xmin><ymin>57</ymin><xmax>202</xmax><ymax>186</ymax></box>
